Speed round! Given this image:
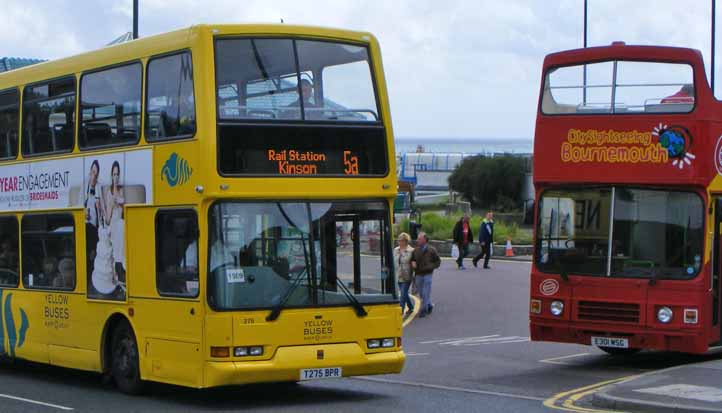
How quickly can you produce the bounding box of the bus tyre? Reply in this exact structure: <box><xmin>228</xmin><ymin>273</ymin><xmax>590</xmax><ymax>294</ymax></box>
<box><xmin>111</xmin><ymin>322</ymin><xmax>144</xmax><ymax>395</ymax></box>
<box><xmin>598</xmin><ymin>346</ymin><xmax>641</xmax><ymax>356</ymax></box>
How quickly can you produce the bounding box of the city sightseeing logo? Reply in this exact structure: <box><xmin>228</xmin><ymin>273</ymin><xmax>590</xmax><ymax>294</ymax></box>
<box><xmin>561</xmin><ymin>124</ymin><xmax>694</xmax><ymax>171</ymax></box>
<box><xmin>652</xmin><ymin>123</ymin><xmax>695</xmax><ymax>169</ymax></box>
<box><xmin>161</xmin><ymin>152</ymin><xmax>193</xmax><ymax>187</ymax></box>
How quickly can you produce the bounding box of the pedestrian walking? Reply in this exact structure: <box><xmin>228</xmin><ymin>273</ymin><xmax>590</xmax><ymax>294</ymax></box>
<box><xmin>473</xmin><ymin>211</ymin><xmax>494</xmax><ymax>269</ymax></box>
<box><xmin>411</xmin><ymin>232</ymin><xmax>441</xmax><ymax>318</ymax></box>
<box><xmin>452</xmin><ymin>213</ymin><xmax>473</xmax><ymax>270</ymax></box>
<box><xmin>394</xmin><ymin>232</ymin><xmax>415</xmax><ymax>316</ymax></box>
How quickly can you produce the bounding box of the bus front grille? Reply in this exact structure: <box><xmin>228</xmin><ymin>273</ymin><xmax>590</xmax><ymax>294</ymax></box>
<box><xmin>577</xmin><ymin>301</ymin><xmax>640</xmax><ymax>323</ymax></box>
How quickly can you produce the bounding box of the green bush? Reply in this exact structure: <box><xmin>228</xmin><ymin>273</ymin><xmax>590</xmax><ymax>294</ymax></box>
<box><xmin>394</xmin><ymin>212</ymin><xmax>534</xmax><ymax>244</ymax></box>
<box><xmin>448</xmin><ymin>155</ymin><xmax>527</xmax><ymax>211</ymax></box>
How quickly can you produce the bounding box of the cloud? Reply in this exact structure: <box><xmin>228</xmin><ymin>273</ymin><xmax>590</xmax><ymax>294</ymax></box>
<box><xmin>1</xmin><ymin>0</ymin><xmax>719</xmax><ymax>139</ymax></box>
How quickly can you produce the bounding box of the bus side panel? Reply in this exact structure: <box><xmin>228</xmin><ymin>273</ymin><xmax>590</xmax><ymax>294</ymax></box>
<box><xmin>2</xmin><ymin>289</ymin><xmax>49</xmax><ymax>363</ymax></box>
<box><xmin>48</xmin><ymin>212</ymin><xmax>100</xmax><ymax>371</ymax></box>
<box><xmin>126</xmin><ymin>206</ymin><xmax>203</xmax><ymax>387</ymax></box>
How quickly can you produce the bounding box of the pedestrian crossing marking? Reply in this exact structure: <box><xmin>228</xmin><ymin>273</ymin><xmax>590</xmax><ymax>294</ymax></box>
<box><xmin>420</xmin><ymin>334</ymin><xmax>499</xmax><ymax>344</ymax></box>
<box><xmin>420</xmin><ymin>335</ymin><xmax>530</xmax><ymax>346</ymax></box>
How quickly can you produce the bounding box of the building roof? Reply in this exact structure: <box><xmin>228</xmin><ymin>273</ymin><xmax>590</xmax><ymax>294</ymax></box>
<box><xmin>0</xmin><ymin>57</ymin><xmax>46</xmax><ymax>73</ymax></box>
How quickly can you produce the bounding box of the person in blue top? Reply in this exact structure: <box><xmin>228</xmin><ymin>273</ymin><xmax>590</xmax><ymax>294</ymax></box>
<box><xmin>473</xmin><ymin>211</ymin><xmax>494</xmax><ymax>269</ymax></box>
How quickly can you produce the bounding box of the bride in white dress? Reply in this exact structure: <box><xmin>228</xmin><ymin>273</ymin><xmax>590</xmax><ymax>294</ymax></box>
<box><xmin>91</xmin><ymin>188</ymin><xmax>116</xmax><ymax>295</ymax></box>
<box><xmin>91</xmin><ymin>161</ymin><xmax>126</xmax><ymax>297</ymax></box>
<box><xmin>106</xmin><ymin>161</ymin><xmax>125</xmax><ymax>288</ymax></box>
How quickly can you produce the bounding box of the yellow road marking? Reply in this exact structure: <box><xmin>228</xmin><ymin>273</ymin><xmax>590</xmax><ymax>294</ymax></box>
<box><xmin>543</xmin><ymin>375</ymin><xmax>639</xmax><ymax>412</ymax></box>
<box><xmin>402</xmin><ymin>295</ymin><xmax>421</xmax><ymax>328</ymax></box>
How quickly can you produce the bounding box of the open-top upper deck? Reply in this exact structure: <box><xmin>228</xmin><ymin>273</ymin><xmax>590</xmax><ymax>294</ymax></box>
<box><xmin>534</xmin><ymin>42</ymin><xmax>722</xmax><ymax>188</ymax></box>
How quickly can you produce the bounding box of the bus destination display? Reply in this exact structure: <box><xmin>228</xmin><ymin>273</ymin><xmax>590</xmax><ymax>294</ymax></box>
<box><xmin>267</xmin><ymin>149</ymin><xmax>359</xmax><ymax>175</ymax></box>
<box><xmin>218</xmin><ymin>124</ymin><xmax>388</xmax><ymax>176</ymax></box>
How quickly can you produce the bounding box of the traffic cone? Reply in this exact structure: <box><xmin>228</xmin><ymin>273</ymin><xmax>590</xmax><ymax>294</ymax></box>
<box><xmin>505</xmin><ymin>238</ymin><xmax>514</xmax><ymax>257</ymax></box>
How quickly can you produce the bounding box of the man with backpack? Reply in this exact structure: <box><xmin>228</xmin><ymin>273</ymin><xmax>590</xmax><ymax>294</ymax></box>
<box><xmin>473</xmin><ymin>211</ymin><xmax>494</xmax><ymax>269</ymax></box>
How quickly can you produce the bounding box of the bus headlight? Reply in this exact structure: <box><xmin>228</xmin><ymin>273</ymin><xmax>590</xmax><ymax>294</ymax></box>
<box><xmin>234</xmin><ymin>346</ymin><xmax>264</xmax><ymax>357</ymax></box>
<box><xmin>550</xmin><ymin>300</ymin><xmax>564</xmax><ymax>316</ymax></box>
<box><xmin>381</xmin><ymin>338</ymin><xmax>395</xmax><ymax>348</ymax></box>
<box><xmin>367</xmin><ymin>338</ymin><xmax>395</xmax><ymax>349</ymax></box>
<box><xmin>657</xmin><ymin>306</ymin><xmax>673</xmax><ymax>323</ymax></box>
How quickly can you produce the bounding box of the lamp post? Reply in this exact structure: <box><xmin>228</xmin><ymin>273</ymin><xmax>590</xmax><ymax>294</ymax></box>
<box><xmin>583</xmin><ymin>0</ymin><xmax>588</xmax><ymax>104</ymax></box>
<box><xmin>712</xmin><ymin>0</ymin><xmax>716</xmax><ymax>93</ymax></box>
<box><xmin>133</xmin><ymin>0</ymin><xmax>139</xmax><ymax>39</ymax></box>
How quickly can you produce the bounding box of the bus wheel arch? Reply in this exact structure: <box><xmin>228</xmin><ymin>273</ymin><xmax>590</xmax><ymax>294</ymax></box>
<box><xmin>101</xmin><ymin>314</ymin><xmax>144</xmax><ymax>394</ymax></box>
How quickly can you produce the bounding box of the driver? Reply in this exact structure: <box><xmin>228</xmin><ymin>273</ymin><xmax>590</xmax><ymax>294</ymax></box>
<box><xmin>286</xmin><ymin>79</ymin><xmax>324</xmax><ymax>120</ymax></box>
<box><xmin>182</xmin><ymin>239</ymin><xmax>235</xmax><ymax>273</ymax></box>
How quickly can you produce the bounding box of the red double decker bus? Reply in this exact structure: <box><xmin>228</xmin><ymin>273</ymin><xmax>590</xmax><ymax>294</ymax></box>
<box><xmin>530</xmin><ymin>41</ymin><xmax>722</xmax><ymax>354</ymax></box>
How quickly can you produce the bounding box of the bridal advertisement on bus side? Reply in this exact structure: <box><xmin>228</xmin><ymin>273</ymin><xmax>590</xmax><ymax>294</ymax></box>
<box><xmin>0</xmin><ymin>149</ymin><xmax>152</xmax><ymax>301</ymax></box>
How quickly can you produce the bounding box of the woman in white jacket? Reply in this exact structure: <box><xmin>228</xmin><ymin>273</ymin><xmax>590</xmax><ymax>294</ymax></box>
<box><xmin>393</xmin><ymin>232</ymin><xmax>415</xmax><ymax>316</ymax></box>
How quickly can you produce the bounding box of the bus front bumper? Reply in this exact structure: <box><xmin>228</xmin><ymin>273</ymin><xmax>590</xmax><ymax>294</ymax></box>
<box><xmin>203</xmin><ymin>343</ymin><xmax>405</xmax><ymax>387</ymax></box>
<box><xmin>530</xmin><ymin>320</ymin><xmax>708</xmax><ymax>353</ymax></box>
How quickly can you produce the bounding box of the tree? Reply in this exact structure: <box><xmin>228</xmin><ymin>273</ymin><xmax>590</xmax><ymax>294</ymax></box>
<box><xmin>448</xmin><ymin>155</ymin><xmax>527</xmax><ymax>211</ymax></box>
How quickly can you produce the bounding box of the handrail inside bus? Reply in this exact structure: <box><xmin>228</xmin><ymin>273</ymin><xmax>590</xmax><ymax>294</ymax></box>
<box><xmin>548</xmin><ymin>82</ymin><xmax>689</xmax><ymax>90</ymax></box>
<box><xmin>218</xmin><ymin>105</ymin><xmax>379</xmax><ymax>121</ymax></box>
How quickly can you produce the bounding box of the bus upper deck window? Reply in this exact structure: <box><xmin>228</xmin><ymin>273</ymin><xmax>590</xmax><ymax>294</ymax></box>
<box><xmin>215</xmin><ymin>38</ymin><xmax>379</xmax><ymax>122</ymax></box>
<box><xmin>22</xmin><ymin>78</ymin><xmax>76</xmax><ymax>156</ymax></box>
<box><xmin>0</xmin><ymin>89</ymin><xmax>19</xmax><ymax>160</ymax></box>
<box><xmin>80</xmin><ymin>62</ymin><xmax>142</xmax><ymax>149</ymax></box>
<box><xmin>145</xmin><ymin>52</ymin><xmax>196</xmax><ymax>142</ymax></box>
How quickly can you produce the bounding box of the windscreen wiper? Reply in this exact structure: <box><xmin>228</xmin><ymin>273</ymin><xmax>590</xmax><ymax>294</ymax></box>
<box><xmin>335</xmin><ymin>278</ymin><xmax>368</xmax><ymax>317</ymax></box>
<box><xmin>648</xmin><ymin>266</ymin><xmax>658</xmax><ymax>286</ymax></box>
<box><xmin>267</xmin><ymin>203</ymin><xmax>317</xmax><ymax>322</ymax></box>
<box><xmin>266</xmin><ymin>268</ymin><xmax>309</xmax><ymax>322</ymax></box>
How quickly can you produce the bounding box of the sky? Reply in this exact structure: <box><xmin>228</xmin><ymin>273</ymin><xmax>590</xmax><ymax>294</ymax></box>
<box><xmin>0</xmin><ymin>0</ymin><xmax>718</xmax><ymax>140</ymax></box>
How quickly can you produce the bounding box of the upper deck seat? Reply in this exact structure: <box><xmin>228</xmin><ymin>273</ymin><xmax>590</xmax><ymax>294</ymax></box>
<box><xmin>644</xmin><ymin>103</ymin><xmax>693</xmax><ymax>113</ymax></box>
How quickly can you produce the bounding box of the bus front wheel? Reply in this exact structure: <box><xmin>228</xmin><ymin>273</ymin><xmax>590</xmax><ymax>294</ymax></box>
<box><xmin>598</xmin><ymin>346</ymin><xmax>641</xmax><ymax>356</ymax></box>
<box><xmin>111</xmin><ymin>322</ymin><xmax>144</xmax><ymax>395</ymax></box>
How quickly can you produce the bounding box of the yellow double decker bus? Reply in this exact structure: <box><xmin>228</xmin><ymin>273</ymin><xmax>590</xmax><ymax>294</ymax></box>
<box><xmin>0</xmin><ymin>24</ymin><xmax>403</xmax><ymax>393</ymax></box>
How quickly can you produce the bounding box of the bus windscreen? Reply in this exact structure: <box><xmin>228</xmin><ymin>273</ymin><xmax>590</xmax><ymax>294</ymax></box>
<box><xmin>215</xmin><ymin>38</ymin><xmax>379</xmax><ymax>122</ymax></box>
<box><xmin>536</xmin><ymin>187</ymin><xmax>703</xmax><ymax>279</ymax></box>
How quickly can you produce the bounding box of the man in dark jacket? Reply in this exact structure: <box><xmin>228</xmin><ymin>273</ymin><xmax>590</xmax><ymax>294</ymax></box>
<box><xmin>473</xmin><ymin>211</ymin><xmax>494</xmax><ymax>269</ymax></box>
<box><xmin>411</xmin><ymin>232</ymin><xmax>441</xmax><ymax>318</ymax></box>
<box><xmin>452</xmin><ymin>213</ymin><xmax>473</xmax><ymax>270</ymax></box>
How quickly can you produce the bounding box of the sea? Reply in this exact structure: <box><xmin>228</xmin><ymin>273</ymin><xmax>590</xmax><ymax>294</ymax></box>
<box><xmin>394</xmin><ymin>137</ymin><xmax>533</xmax><ymax>156</ymax></box>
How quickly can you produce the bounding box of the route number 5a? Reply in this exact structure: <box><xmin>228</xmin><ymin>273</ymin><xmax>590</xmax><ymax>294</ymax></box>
<box><xmin>343</xmin><ymin>151</ymin><xmax>359</xmax><ymax>175</ymax></box>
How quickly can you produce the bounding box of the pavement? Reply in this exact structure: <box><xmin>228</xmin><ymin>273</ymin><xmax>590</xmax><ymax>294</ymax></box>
<box><xmin>591</xmin><ymin>359</ymin><xmax>722</xmax><ymax>412</ymax></box>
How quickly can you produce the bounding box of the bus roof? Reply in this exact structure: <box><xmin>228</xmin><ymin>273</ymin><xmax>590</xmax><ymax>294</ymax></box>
<box><xmin>0</xmin><ymin>24</ymin><xmax>377</xmax><ymax>90</ymax></box>
<box><xmin>543</xmin><ymin>43</ymin><xmax>706</xmax><ymax>68</ymax></box>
